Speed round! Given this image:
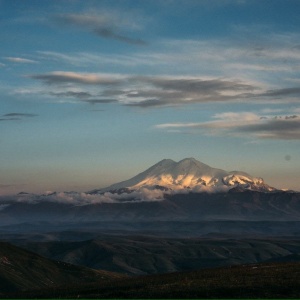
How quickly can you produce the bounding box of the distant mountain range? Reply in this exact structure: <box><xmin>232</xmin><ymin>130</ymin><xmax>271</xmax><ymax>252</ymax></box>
<box><xmin>91</xmin><ymin>157</ymin><xmax>276</xmax><ymax>194</ymax></box>
<box><xmin>0</xmin><ymin>158</ymin><xmax>299</xmax><ymax>226</ymax></box>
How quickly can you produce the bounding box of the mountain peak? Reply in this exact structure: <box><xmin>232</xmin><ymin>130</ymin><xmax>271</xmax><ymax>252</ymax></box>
<box><xmin>177</xmin><ymin>157</ymin><xmax>211</xmax><ymax>169</ymax></box>
<box><xmin>92</xmin><ymin>158</ymin><xmax>275</xmax><ymax>194</ymax></box>
<box><xmin>155</xmin><ymin>158</ymin><xmax>176</xmax><ymax>166</ymax></box>
<box><xmin>179</xmin><ymin>157</ymin><xmax>197</xmax><ymax>162</ymax></box>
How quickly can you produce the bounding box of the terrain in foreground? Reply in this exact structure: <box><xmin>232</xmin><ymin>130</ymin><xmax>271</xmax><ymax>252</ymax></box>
<box><xmin>4</xmin><ymin>257</ymin><xmax>300</xmax><ymax>299</ymax></box>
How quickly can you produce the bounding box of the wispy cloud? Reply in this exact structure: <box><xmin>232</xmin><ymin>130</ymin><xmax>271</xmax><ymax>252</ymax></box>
<box><xmin>48</xmin><ymin>91</ymin><xmax>92</xmax><ymax>99</ymax></box>
<box><xmin>28</xmin><ymin>33</ymin><xmax>300</xmax><ymax>113</ymax></box>
<box><xmin>92</xmin><ymin>27</ymin><xmax>146</xmax><ymax>46</ymax></box>
<box><xmin>0</xmin><ymin>118</ymin><xmax>20</xmax><ymax>122</ymax></box>
<box><xmin>55</xmin><ymin>12</ymin><xmax>147</xmax><ymax>45</ymax></box>
<box><xmin>5</xmin><ymin>57</ymin><xmax>37</xmax><ymax>64</ymax></box>
<box><xmin>3</xmin><ymin>113</ymin><xmax>38</xmax><ymax>117</ymax></box>
<box><xmin>29</xmin><ymin>71</ymin><xmax>123</xmax><ymax>85</ymax></box>
<box><xmin>122</xmin><ymin>76</ymin><xmax>258</xmax><ymax>107</ymax></box>
<box><xmin>156</xmin><ymin>113</ymin><xmax>300</xmax><ymax>140</ymax></box>
<box><xmin>26</xmin><ymin>30</ymin><xmax>300</xmax><ymax>108</ymax></box>
<box><xmin>0</xmin><ymin>113</ymin><xmax>38</xmax><ymax>122</ymax></box>
<box><xmin>37</xmin><ymin>50</ymin><xmax>170</xmax><ymax>68</ymax></box>
<box><xmin>83</xmin><ymin>99</ymin><xmax>118</xmax><ymax>105</ymax></box>
<box><xmin>36</xmin><ymin>30</ymin><xmax>300</xmax><ymax>81</ymax></box>
<box><xmin>47</xmin><ymin>91</ymin><xmax>117</xmax><ymax>104</ymax></box>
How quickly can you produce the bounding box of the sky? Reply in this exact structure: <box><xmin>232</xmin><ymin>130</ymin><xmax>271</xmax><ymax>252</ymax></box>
<box><xmin>1</xmin><ymin>0</ymin><xmax>300</xmax><ymax>194</ymax></box>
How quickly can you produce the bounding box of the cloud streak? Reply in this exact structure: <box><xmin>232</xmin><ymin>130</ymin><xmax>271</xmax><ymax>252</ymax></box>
<box><xmin>0</xmin><ymin>118</ymin><xmax>21</xmax><ymax>122</ymax></box>
<box><xmin>5</xmin><ymin>57</ymin><xmax>37</xmax><ymax>63</ymax></box>
<box><xmin>29</xmin><ymin>71</ymin><xmax>123</xmax><ymax>85</ymax></box>
<box><xmin>55</xmin><ymin>13</ymin><xmax>147</xmax><ymax>45</ymax></box>
<box><xmin>48</xmin><ymin>91</ymin><xmax>92</xmax><ymax>99</ymax></box>
<box><xmin>3</xmin><ymin>113</ymin><xmax>38</xmax><ymax>117</ymax></box>
<box><xmin>156</xmin><ymin>113</ymin><xmax>300</xmax><ymax>140</ymax></box>
<box><xmin>261</xmin><ymin>87</ymin><xmax>300</xmax><ymax>97</ymax></box>
<box><xmin>122</xmin><ymin>77</ymin><xmax>258</xmax><ymax>107</ymax></box>
<box><xmin>83</xmin><ymin>99</ymin><xmax>118</xmax><ymax>105</ymax></box>
<box><xmin>0</xmin><ymin>113</ymin><xmax>38</xmax><ymax>122</ymax></box>
<box><xmin>93</xmin><ymin>27</ymin><xmax>147</xmax><ymax>46</ymax></box>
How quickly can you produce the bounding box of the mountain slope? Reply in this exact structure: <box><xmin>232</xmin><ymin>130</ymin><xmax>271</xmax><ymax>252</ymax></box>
<box><xmin>91</xmin><ymin>158</ymin><xmax>275</xmax><ymax>193</ymax></box>
<box><xmin>0</xmin><ymin>242</ymin><xmax>124</xmax><ymax>294</ymax></box>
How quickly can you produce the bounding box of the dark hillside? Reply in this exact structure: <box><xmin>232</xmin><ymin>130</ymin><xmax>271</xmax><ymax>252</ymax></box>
<box><xmin>8</xmin><ymin>261</ymin><xmax>300</xmax><ymax>299</ymax></box>
<box><xmin>0</xmin><ymin>242</ymin><xmax>125</xmax><ymax>295</ymax></box>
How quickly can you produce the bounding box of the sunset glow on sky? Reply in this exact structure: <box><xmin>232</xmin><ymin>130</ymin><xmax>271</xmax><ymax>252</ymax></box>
<box><xmin>1</xmin><ymin>0</ymin><xmax>300</xmax><ymax>194</ymax></box>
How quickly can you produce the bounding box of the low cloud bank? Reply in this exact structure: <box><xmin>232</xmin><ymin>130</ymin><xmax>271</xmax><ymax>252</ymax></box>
<box><xmin>0</xmin><ymin>189</ymin><xmax>165</xmax><ymax>206</ymax></box>
<box><xmin>0</xmin><ymin>186</ymin><xmax>231</xmax><ymax>207</ymax></box>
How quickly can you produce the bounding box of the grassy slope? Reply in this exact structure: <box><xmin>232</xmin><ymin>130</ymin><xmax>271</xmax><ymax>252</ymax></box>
<box><xmin>0</xmin><ymin>242</ymin><xmax>125</xmax><ymax>294</ymax></box>
<box><xmin>10</xmin><ymin>261</ymin><xmax>300</xmax><ymax>299</ymax></box>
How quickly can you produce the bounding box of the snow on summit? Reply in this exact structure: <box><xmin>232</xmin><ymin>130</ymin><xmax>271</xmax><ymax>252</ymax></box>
<box><xmin>1</xmin><ymin>158</ymin><xmax>280</xmax><ymax>206</ymax></box>
<box><xmin>91</xmin><ymin>158</ymin><xmax>275</xmax><ymax>194</ymax></box>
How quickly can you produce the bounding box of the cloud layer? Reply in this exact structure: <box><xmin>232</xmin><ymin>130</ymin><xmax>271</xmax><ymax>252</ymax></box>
<box><xmin>27</xmin><ymin>71</ymin><xmax>264</xmax><ymax>107</ymax></box>
<box><xmin>20</xmin><ymin>30</ymin><xmax>300</xmax><ymax>112</ymax></box>
<box><xmin>156</xmin><ymin>113</ymin><xmax>300</xmax><ymax>140</ymax></box>
<box><xmin>0</xmin><ymin>184</ymin><xmax>233</xmax><ymax>206</ymax></box>
<box><xmin>0</xmin><ymin>189</ymin><xmax>166</xmax><ymax>206</ymax></box>
<box><xmin>26</xmin><ymin>69</ymin><xmax>300</xmax><ymax>109</ymax></box>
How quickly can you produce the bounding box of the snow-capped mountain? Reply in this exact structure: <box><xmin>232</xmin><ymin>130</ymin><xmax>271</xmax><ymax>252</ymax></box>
<box><xmin>2</xmin><ymin>158</ymin><xmax>299</xmax><ymax>227</ymax></box>
<box><xmin>90</xmin><ymin>158</ymin><xmax>275</xmax><ymax>194</ymax></box>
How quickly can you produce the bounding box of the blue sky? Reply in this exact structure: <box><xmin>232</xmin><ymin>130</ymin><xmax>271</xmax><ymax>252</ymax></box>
<box><xmin>1</xmin><ymin>0</ymin><xmax>300</xmax><ymax>194</ymax></box>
